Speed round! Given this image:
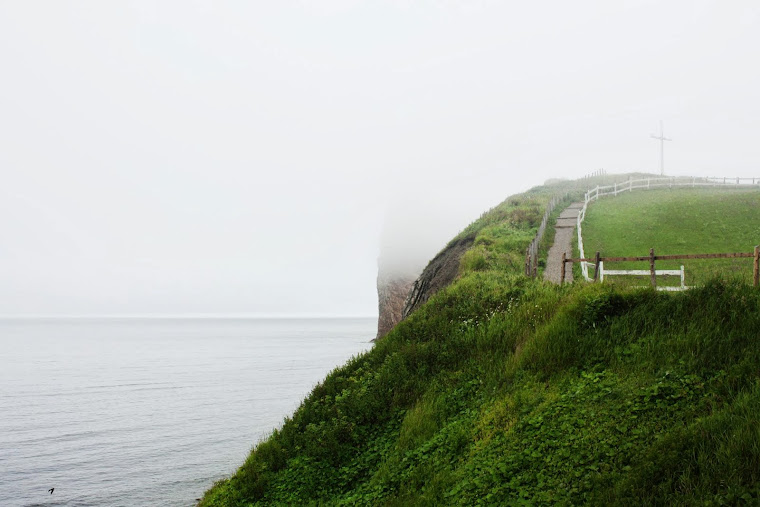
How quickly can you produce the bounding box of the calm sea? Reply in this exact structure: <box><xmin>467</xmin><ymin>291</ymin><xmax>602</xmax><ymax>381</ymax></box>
<box><xmin>0</xmin><ymin>317</ymin><xmax>374</xmax><ymax>506</ymax></box>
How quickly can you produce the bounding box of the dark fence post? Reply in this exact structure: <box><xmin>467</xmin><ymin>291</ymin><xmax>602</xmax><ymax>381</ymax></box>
<box><xmin>593</xmin><ymin>251</ymin><xmax>601</xmax><ymax>282</ymax></box>
<box><xmin>754</xmin><ymin>245</ymin><xmax>759</xmax><ymax>287</ymax></box>
<box><xmin>650</xmin><ymin>248</ymin><xmax>656</xmax><ymax>288</ymax></box>
<box><xmin>560</xmin><ymin>252</ymin><xmax>566</xmax><ymax>284</ymax></box>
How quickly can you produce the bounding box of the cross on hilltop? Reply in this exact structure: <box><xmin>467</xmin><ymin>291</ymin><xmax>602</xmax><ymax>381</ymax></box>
<box><xmin>650</xmin><ymin>121</ymin><xmax>672</xmax><ymax>176</ymax></box>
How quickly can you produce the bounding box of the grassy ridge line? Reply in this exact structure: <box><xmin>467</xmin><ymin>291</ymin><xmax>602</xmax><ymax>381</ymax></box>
<box><xmin>201</xmin><ymin>182</ymin><xmax>760</xmax><ymax>505</ymax></box>
<box><xmin>581</xmin><ymin>188</ymin><xmax>760</xmax><ymax>287</ymax></box>
<box><xmin>200</xmin><ymin>186</ymin><xmax>560</xmax><ymax>504</ymax></box>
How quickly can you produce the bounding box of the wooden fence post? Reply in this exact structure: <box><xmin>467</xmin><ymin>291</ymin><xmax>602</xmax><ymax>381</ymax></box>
<box><xmin>754</xmin><ymin>245</ymin><xmax>759</xmax><ymax>287</ymax></box>
<box><xmin>649</xmin><ymin>248</ymin><xmax>656</xmax><ymax>288</ymax></box>
<box><xmin>594</xmin><ymin>251</ymin><xmax>601</xmax><ymax>282</ymax></box>
<box><xmin>561</xmin><ymin>252</ymin><xmax>566</xmax><ymax>285</ymax></box>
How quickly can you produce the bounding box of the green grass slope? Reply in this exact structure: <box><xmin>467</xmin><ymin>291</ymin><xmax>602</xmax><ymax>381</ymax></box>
<box><xmin>201</xmin><ymin>183</ymin><xmax>760</xmax><ymax>506</ymax></box>
<box><xmin>581</xmin><ymin>188</ymin><xmax>760</xmax><ymax>287</ymax></box>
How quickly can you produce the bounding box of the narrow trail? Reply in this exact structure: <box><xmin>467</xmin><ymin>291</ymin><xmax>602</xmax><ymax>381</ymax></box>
<box><xmin>544</xmin><ymin>202</ymin><xmax>585</xmax><ymax>283</ymax></box>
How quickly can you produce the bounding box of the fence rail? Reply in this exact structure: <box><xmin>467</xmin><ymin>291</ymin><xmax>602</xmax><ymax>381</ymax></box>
<box><xmin>561</xmin><ymin>246</ymin><xmax>760</xmax><ymax>288</ymax></box>
<box><xmin>576</xmin><ymin>175</ymin><xmax>760</xmax><ymax>280</ymax></box>
<box><xmin>599</xmin><ymin>263</ymin><xmax>685</xmax><ymax>291</ymax></box>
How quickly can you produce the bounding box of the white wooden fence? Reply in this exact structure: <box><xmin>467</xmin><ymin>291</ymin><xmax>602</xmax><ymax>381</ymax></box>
<box><xmin>599</xmin><ymin>262</ymin><xmax>686</xmax><ymax>291</ymax></box>
<box><xmin>576</xmin><ymin>176</ymin><xmax>759</xmax><ymax>281</ymax></box>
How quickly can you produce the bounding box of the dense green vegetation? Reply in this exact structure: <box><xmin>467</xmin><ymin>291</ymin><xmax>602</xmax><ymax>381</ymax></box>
<box><xmin>201</xmin><ymin>183</ymin><xmax>760</xmax><ymax>506</ymax></box>
<box><xmin>581</xmin><ymin>188</ymin><xmax>760</xmax><ymax>287</ymax></box>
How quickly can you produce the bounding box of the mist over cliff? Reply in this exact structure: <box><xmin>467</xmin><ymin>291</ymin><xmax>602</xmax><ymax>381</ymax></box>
<box><xmin>375</xmin><ymin>181</ymin><xmax>521</xmax><ymax>338</ymax></box>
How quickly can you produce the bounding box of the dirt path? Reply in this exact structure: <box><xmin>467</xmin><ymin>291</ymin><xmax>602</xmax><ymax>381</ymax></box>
<box><xmin>544</xmin><ymin>202</ymin><xmax>584</xmax><ymax>283</ymax></box>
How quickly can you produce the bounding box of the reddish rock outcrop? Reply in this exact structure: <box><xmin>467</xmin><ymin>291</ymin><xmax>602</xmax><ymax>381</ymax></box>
<box><xmin>375</xmin><ymin>272</ymin><xmax>416</xmax><ymax>340</ymax></box>
<box><xmin>375</xmin><ymin>234</ymin><xmax>475</xmax><ymax>340</ymax></box>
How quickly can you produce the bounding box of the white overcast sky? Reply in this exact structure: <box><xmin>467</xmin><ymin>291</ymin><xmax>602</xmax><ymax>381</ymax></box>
<box><xmin>1</xmin><ymin>1</ymin><xmax>758</xmax><ymax>316</ymax></box>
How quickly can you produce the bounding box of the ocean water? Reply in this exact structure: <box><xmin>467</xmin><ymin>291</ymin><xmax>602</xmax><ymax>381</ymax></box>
<box><xmin>0</xmin><ymin>317</ymin><xmax>374</xmax><ymax>506</ymax></box>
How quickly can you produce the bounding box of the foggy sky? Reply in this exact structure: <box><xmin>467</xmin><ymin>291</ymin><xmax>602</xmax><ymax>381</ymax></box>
<box><xmin>1</xmin><ymin>1</ymin><xmax>759</xmax><ymax>317</ymax></box>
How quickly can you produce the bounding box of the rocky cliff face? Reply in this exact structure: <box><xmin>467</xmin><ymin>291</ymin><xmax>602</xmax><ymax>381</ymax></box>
<box><xmin>402</xmin><ymin>235</ymin><xmax>474</xmax><ymax>319</ymax></box>
<box><xmin>376</xmin><ymin>235</ymin><xmax>475</xmax><ymax>340</ymax></box>
<box><xmin>375</xmin><ymin>190</ymin><xmax>482</xmax><ymax>339</ymax></box>
<box><xmin>375</xmin><ymin>272</ymin><xmax>416</xmax><ymax>340</ymax></box>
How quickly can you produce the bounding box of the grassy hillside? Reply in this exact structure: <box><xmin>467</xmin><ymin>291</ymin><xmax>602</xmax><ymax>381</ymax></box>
<box><xmin>581</xmin><ymin>188</ymin><xmax>760</xmax><ymax>287</ymax></box>
<box><xmin>201</xmin><ymin>183</ymin><xmax>760</xmax><ymax>506</ymax></box>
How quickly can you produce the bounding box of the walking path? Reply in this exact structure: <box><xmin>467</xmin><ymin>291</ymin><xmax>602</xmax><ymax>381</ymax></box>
<box><xmin>544</xmin><ymin>202</ymin><xmax>584</xmax><ymax>283</ymax></box>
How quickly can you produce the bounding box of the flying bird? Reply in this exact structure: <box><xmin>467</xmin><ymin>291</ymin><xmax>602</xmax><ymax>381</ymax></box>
<box><xmin>48</xmin><ymin>488</ymin><xmax>54</xmax><ymax>494</ymax></box>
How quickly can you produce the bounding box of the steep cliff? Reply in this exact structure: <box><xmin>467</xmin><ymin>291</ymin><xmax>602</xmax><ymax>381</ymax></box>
<box><xmin>375</xmin><ymin>272</ymin><xmax>415</xmax><ymax>340</ymax></box>
<box><xmin>375</xmin><ymin>235</ymin><xmax>474</xmax><ymax>340</ymax></box>
<box><xmin>401</xmin><ymin>235</ymin><xmax>474</xmax><ymax>319</ymax></box>
<box><xmin>378</xmin><ymin>188</ymin><xmax>545</xmax><ymax>337</ymax></box>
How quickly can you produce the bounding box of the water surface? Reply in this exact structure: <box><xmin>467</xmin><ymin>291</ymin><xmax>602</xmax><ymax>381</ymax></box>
<box><xmin>0</xmin><ymin>317</ymin><xmax>374</xmax><ymax>506</ymax></box>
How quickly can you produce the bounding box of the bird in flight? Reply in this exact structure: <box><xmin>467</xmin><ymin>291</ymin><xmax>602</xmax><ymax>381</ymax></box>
<box><xmin>48</xmin><ymin>488</ymin><xmax>54</xmax><ymax>494</ymax></box>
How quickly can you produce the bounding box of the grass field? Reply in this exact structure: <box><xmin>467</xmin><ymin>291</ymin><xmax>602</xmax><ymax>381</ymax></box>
<box><xmin>581</xmin><ymin>188</ymin><xmax>760</xmax><ymax>287</ymax></box>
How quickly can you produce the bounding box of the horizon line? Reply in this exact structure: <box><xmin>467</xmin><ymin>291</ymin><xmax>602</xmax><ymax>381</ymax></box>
<box><xmin>0</xmin><ymin>313</ymin><xmax>378</xmax><ymax>320</ymax></box>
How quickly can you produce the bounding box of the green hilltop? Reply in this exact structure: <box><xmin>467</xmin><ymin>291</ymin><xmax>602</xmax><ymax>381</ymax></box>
<box><xmin>581</xmin><ymin>187</ymin><xmax>760</xmax><ymax>287</ymax></box>
<box><xmin>201</xmin><ymin>177</ymin><xmax>760</xmax><ymax>506</ymax></box>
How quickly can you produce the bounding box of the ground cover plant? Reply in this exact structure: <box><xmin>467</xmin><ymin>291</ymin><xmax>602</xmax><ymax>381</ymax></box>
<box><xmin>580</xmin><ymin>187</ymin><xmax>760</xmax><ymax>287</ymax></box>
<box><xmin>201</xmin><ymin>182</ymin><xmax>760</xmax><ymax>506</ymax></box>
